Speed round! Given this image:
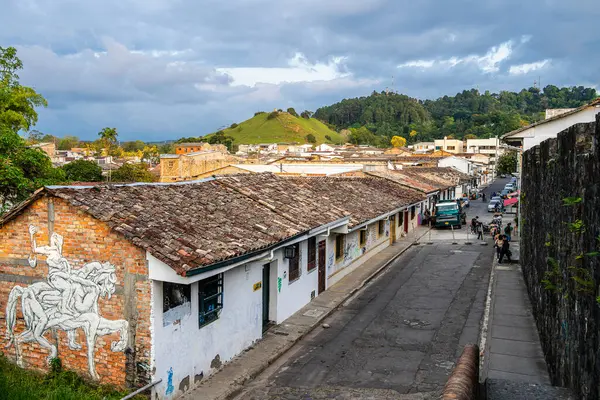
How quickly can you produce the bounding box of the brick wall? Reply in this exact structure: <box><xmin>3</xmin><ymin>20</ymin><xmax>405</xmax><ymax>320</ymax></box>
<box><xmin>0</xmin><ymin>195</ymin><xmax>151</xmax><ymax>388</ymax></box>
<box><xmin>521</xmin><ymin>117</ymin><xmax>600</xmax><ymax>399</ymax></box>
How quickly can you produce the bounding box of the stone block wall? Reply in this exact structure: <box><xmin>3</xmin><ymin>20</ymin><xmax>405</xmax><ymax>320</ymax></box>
<box><xmin>0</xmin><ymin>196</ymin><xmax>151</xmax><ymax>388</ymax></box>
<box><xmin>521</xmin><ymin>117</ymin><xmax>600</xmax><ymax>399</ymax></box>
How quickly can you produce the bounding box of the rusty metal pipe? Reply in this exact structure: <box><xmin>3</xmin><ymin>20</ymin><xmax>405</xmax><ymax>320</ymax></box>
<box><xmin>441</xmin><ymin>344</ymin><xmax>479</xmax><ymax>400</ymax></box>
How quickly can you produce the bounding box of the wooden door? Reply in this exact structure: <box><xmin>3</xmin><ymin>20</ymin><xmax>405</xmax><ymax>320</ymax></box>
<box><xmin>403</xmin><ymin>210</ymin><xmax>409</xmax><ymax>233</ymax></box>
<box><xmin>389</xmin><ymin>215</ymin><xmax>396</xmax><ymax>244</ymax></box>
<box><xmin>318</xmin><ymin>240</ymin><xmax>326</xmax><ymax>294</ymax></box>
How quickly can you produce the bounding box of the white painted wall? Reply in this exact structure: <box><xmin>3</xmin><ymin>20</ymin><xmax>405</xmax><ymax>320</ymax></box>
<box><xmin>510</xmin><ymin>107</ymin><xmax>600</xmax><ymax>151</ymax></box>
<box><xmin>438</xmin><ymin>156</ymin><xmax>473</xmax><ymax>175</ymax></box>
<box><xmin>326</xmin><ymin>221</ymin><xmax>389</xmax><ymax>287</ymax></box>
<box><xmin>273</xmin><ymin>243</ymin><xmax>320</xmax><ymax>324</ymax></box>
<box><xmin>151</xmin><ymin>264</ymin><xmax>262</xmax><ymax>399</ymax></box>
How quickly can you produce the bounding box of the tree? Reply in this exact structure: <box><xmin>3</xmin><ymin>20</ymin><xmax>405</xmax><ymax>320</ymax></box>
<box><xmin>325</xmin><ymin>135</ymin><xmax>333</xmax><ymax>142</ymax></box>
<box><xmin>287</xmin><ymin>107</ymin><xmax>299</xmax><ymax>117</ymax></box>
<box><xmin>464</xmin><ymin>134</ymin><xmax>478</xmax><ymax>140</ymax></box>
<box><xmin>62</xmin><ymin>160</ymin><xmax>103</xmax><ymax>182</ymax></box>
<box><xmin>267</xmin><ymin>111</ymin><xmax>279</xmax><ymax>120</ymax></box>
<box><xmin>208</xmin><ymin>130</ymin><xmax>235</xmax><ymax>152</ymax></box>
<box><xmin>57</xmin><ymin>135</ymin><xmax>80</xmax><ymax>150</ymax></box>
<box><xmin>111</xmin><ymin>163</ymin><xmax>154</xmax><ymax>183</ymax></box>
<box><xmin>122</xmin><ymin>140</ymin><xmax>145</xmax><ymax>152</ymax></box>
<box><xmin>391</xmin><ymin>135</ymin><xmax>407</xmax><ymax>148</ymax></box>
<box><xmin>300</xmin><ymin>110</ymin><xmax>313</xmax><ymax>119</ymax></box>
<box><xmin>305</xmin><ymin>134</ymin><xmax>316</xmax><ymax>144</ymax></box>
<box><xmin>0</xmin><ymin>48</ymin><xmax>63</xmax><ymax>213</ymax></box>
<box><xmin>98</xmin><ymin>127</ymin><xmax>118</xmax><ymax>155</ymax></box>
<box><xmin>497</xmin><ymin>151</ymin><xmax>518</xmax><ymax>174</ymax></box>
<box><xmin>0</xmin><ymin>47</ymin><xmax>48</xmax><ymax>132</ymax></box>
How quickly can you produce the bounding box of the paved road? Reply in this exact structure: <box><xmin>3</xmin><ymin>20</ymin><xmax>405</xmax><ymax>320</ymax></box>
<box><xmin>237</xmin><ymin>179</ymin><xmax>512</xmax><ymax>400</ymax></box>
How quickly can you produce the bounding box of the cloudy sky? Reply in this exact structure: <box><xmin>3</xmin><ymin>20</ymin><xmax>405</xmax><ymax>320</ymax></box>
<box><xmin>2</xmin><ymin>0</ymin><xmax>598</xmax><ymax>141</ymax></box>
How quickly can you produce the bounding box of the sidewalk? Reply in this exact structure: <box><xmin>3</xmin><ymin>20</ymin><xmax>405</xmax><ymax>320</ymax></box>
<box><xmin>481</xmin><ymin>240</ymin><xmax>550</xmax><ymax>384</ymax></box>
<box><xmin>184</xmin><ymin>228</ymin><xmax>429</xmax><ymax>400</ymax></box>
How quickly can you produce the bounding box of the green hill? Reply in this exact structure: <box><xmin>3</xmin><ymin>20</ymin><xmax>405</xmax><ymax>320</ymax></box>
<box><xmin>215</xmin><ymin>112</ymin><xmax>344</xmax><ymax>145</ymax></box>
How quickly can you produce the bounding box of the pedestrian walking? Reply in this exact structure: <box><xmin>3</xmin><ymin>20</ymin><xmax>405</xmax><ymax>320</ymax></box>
<box><xmin>471</xmin><ymin>216</ymin><xmax>479</xmax><ymax>233</ymax></box>
<box><xmin>504</xmin><ymin>223</ymin><xmax>513</xmax><ymax>242</ymax></box>
<box><xmin>482</xmin><ymin>193</ymin><xmax>486</xmax><ymax>202</ymax></box>
<box><xmin>494</xmin><ymin>234</ymin><xmax>504</xmax><ymax>261</ymax></box>
<box><xmin>499</xmin><ymin>236</ymin><xmax>512</xmax><ymax>264</ymax></box>
<box><xmin>477</xmin><ymin>221</ymin><xmax>484</xmax><ymax>240</ymax></box>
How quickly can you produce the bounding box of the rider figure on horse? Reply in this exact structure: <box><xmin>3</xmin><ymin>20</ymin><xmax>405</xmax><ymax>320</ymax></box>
<box><xmin>29</xmin><ymin>225</ymin><xmax>98</xmax><ymax>317</ymax></box>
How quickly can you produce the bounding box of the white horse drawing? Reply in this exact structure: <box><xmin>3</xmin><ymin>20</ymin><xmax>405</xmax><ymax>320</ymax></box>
<box><xmin>4</xmin><ymin>225</ymin><xmax>129</xmax><ymax>380</ymax></box>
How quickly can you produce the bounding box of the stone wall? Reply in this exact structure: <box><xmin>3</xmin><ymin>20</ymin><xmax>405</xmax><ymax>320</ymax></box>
<box><xmin>521</xmin><ymin>117</ymin><xmax>600</xmax><ymax>399</ymax></box>
<box><xmin>0</xmin><ymin>196</ymin><xmax>151</xmax><ymax>388</ymax></box>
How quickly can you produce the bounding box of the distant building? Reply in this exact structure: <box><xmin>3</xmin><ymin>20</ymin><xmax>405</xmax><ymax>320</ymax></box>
<box><xmin>175</xmin><ymin>142</ymin><xmax>227</xmax><ymax>154</ymax></box>
<box><xmin>30</xmin><ymin>142</ymin><xmax>56</xmax><ymax>158</ymax></box>
<box><xmin>433</xmin><ymin>138</ymin><xmax>464</xmax><ymax>154</ymax></box>
<box><xmin>412</xmin><ymin>142</ymin><xmax>435</xmax><ymax>153</ymax></box>
<box><xmin>159</xmin><ymin>151</ymin><xmax>234</xmax><ymax>182</ymax></box>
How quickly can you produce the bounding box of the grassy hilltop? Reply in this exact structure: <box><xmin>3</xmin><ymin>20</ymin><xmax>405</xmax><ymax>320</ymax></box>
<box><xmin>215</xmin><ymin>111</ymin><xmax>345</xmax><ymax>145</ymax></box>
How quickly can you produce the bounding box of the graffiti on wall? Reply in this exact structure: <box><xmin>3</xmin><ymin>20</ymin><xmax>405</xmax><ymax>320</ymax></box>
<box><xmin>4</xmin><ymin>225</ymin><xmax>129</xmax><ymax>380</ymax></box>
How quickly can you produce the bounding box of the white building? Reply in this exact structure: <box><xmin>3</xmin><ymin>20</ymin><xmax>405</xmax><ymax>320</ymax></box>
<box><xmin>502</xmin><ymin>99</ymin><xmax>600</xmax><ymax>151</ymax></box>
<box><xmin>140</xmin><ymin>174</ymin><xmax>426</xmax><ymax>399</ymax></box>
<box><xmin>434</xmin><ymin>137</ymin><xmax>464</xmax><ymax>154</ymax></box>
<box><xmin>438</xmin><ymin>156</ymin><xmax>474</xmax><ymax>176</ymax></box>
<box><xmin>315</xmin><ymin>143</ymin><xmax>336</xmax><ymax>152</ymax></box>
<box><xmin>412</xmin><ymin>142</ymin><xmax>435</xmax><ymax>153</ymax></box>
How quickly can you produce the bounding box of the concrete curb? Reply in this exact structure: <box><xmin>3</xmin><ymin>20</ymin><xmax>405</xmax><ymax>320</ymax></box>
<box><xmin>479</xmin><ymin>252</ymin><xmax>498</xmax><ymax>380</ymax></box>
<box><xmin>210</xmin><ymin>229</ymin><xmax>431</xmax><ymax>400</ymax></box>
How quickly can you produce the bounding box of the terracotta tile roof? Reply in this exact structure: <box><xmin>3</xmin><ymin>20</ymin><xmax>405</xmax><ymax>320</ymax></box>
<box><xmin>278</xmin><ymin>175</ymin><xmax>425</xmax><ymax>227</ymax></box>
<box><xmin>216</xmin><ymin>174</ymin><xmax>351</xmax><ymax>227</ymax></box>
<box><xmin>407</xmin><ymin>167</ymin><xmax>472</xmax><ymax>185</ymax></box>
<box><xmin>47</xmin><ymin>181</ymin><xmax>303</xmax><ymax>276</ymax></box>
<box><xmin>2</xmin><ymin>174</ymin><xmax>425</xmax><ymax>275</ymax></box>
<box><xmin>365</xmin><ymin>170</ymin><xmax>440</xmax><ymax>194</ymax></box>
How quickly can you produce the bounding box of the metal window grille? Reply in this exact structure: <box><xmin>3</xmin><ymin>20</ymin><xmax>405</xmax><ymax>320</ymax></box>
<box><xmin>288</xmin><ymin>243</ymin><xmax>301</xmax><ymax>281</ymax></box>
<box><xmin>198</xmin><ymin>274</ymin><xmax>223</xmax><ymax>328</ymax></box>
<box><xmin>307</xmin><ymin>238</ymin><xmax>317</xmax><ymax>272</ymax></box>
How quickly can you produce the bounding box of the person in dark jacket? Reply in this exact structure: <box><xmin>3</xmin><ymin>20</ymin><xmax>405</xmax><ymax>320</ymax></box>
<box><xmin>499</xmin><ymin>236</ymin><xmax>512</xmax><ymax>263</ymax></box>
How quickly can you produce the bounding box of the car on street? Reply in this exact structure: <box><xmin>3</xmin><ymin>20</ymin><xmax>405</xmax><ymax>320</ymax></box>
<box><xmin>491</xmin><ymin>196</ymin><xmax>501</xmax><ymax>202</ymax></box>
<box><xmin>488</xmin><ymin>199</ymin><xmax>501</xmax><ymax>212</ymax></box>
<box><xmin>500</xmin><ymin>174</ymin><xmax>506</xmax><ymax>178</ymax></box>
<box><xmin>505</xmin><ymin>185</ymin><xmax>515</xmax><ymax>192</ymax></box>
<box><xmin>500</xmin><ymin>189</ymin><xmax>510</xmax><ymax>197</ymax></box>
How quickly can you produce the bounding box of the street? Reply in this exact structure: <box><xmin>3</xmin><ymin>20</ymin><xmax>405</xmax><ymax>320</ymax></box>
<box><xmin>236</xmin><ymin>179</ymin><xmax>512</xmax><ymax>400</ymax></box>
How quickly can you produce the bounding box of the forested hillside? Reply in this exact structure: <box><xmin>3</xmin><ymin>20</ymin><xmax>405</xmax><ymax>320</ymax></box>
<box><xmin>313</xmin><ymin>86</ymin><xmax>597</xmax><ymax>146</ymax></box>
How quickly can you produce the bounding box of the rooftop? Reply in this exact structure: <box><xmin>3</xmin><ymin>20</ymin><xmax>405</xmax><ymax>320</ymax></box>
<box><xmin>1</xmin><ymin>174</ymin><xmax>425</xmax><ymax>276</ymax></box>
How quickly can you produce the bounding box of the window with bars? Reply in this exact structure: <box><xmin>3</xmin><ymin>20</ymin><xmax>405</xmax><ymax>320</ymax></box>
<box><xmin>378</xmin><ymin>220</ymin><xmax>385</xmax><ymax>237</ymax></box>
<box><xmin>307</xmin><ymin>237</ymin><xmax>317</xmax><ymax>272</ymax></box>
<box><xmin>198</xmin><ymin>274</ymin><xmax>223</xmax><ymax>328</ymax></box>
<box><xmin>288</xmin><ymin>243</ymin><xmax>301</xmax><ymax>281</ymax></box>
<box><xmin>398</xmin><ymin>211</ymin><xmax>404</xmax><ymax>227</ymax></box>
<box><xmin>335</xmin><ymin>234</ymin><xmax>345</xmax><ymax>261</ymax></box>
<box><xmin>411</xmin><ymin>206</ymin><xmax>416</xmax><ymax>219</ymax></box>
<box><xmin>359</xmin><ymin>230</ymin><xmax>367</xmax><ymax>247</ymax></box>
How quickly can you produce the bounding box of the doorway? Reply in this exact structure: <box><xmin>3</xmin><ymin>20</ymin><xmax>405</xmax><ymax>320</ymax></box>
<box><xmin>318</xmin><ymin>240</ymin><xmax>326</xmax><ymax>294</ymax></box>
<box><xmin>403</xmin><ymin>210</ymin><xmax>409</xmax><ymax>234</ymax></box>
<box><xmin>389</xmin><ymin>215</ymin><xmax>396</xmax><ymax>244</ymax></box>
<box><xmin>262</xmin><ymin>263</ymin><xmax>270</xmax><ymax>330</ymax></box>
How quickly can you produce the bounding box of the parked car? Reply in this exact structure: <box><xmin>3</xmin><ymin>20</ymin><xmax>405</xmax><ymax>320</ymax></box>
<box><xmin>500</xmin><ymin>174</ymin><xmax>506</xmax><ymax>178</ymax></box>
<box><xmin>491</xmin><ymin>196</ymin><xmax>501</xmax><ymax>202</ymax></box>
<box><xmin>500</xmin><ymin>189</ymin><xmax>510</xmax><ymax>197</ymax></box>
<box><xmin>504</xmin><ymin>185</ymin><xmax>515</xmax><ymax>192</ymax></box>
<box><xmin>488</xmin><ymin>199</ymin><xmax>501</xmax><ymax>212</ymax></box>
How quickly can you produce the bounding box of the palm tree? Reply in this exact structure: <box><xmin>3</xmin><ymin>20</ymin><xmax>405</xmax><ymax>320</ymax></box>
<box><xmin>98</xmin><ymin>127</ymin><xmax>118</xmax><ymax>146</ymax></box>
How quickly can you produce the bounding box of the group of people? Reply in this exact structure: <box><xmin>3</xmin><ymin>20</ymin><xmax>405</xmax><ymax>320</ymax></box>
<box><xmin>494</xmin><ymin>233</ymin><xmax>512</xmax><ymax>263</ymax></box>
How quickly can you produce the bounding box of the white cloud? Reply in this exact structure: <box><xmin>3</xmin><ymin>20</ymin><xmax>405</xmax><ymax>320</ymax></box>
<box><xmin>217</xmin><ymin>53</ymin><xmax>350</xmax><ymax>87</ymax></box>
<box><xmin>509</xmin><ymin>59</ymin><xmax>550</xmax><ymax>75</ymax></box>
<box><xmin>397</xmin><ymin>40</ymin><xmax>513</xmax><ymax>73</ymax></box>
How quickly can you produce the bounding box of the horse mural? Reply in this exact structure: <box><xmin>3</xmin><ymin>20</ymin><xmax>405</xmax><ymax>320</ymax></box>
<box><xmin>4</xmin><ymin>225</ymin><xmax>129</xmax><ymax>380</ymax></box>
